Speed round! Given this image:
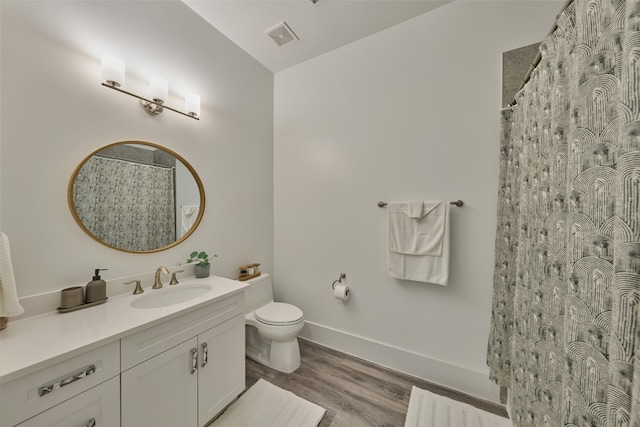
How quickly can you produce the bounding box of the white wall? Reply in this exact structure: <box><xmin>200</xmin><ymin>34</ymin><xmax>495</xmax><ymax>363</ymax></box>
<box><xmin>274</xmin><ymin>1</ymin><xmax>562</xmax><ymax>402</ymax></box>
<box><xmin>0</xmin><ymin>1</ymin><xmax>273</xmax><ymax>298</ymax></box>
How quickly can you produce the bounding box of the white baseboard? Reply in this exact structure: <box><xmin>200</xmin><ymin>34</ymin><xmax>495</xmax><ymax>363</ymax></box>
<box><xmin>299</xmin><ymin>321</ymin><xmax>501</xmax><ymax>403</ymax></box>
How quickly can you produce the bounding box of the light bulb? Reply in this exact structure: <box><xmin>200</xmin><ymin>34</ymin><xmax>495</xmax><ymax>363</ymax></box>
<box><xmin>101</xmin><ymin>55</ymin><xmax>125</xmax><ymax>87</ymax></box>
<box><xmin>149</xmin><ymin>76</ymin><xmax>168</xmax><ymax>102</ymax></box>
<box><xmin>185</xmin><ymin>93</ymin><xmax>200</xmax><ymax>117</ymax></box>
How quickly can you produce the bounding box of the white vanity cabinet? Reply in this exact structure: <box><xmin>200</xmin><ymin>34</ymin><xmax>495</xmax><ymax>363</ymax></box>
<box><xmin>0</xmin><ymin>276</ymin><xmax>248</xmax><ymax>427</ymax></box>
<box><xmin>121</xmin><ymin>293</ymin><xmax>245</xmax><ymax>427</ymax></box>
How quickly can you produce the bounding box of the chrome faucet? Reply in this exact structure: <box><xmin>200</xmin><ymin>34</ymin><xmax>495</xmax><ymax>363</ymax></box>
<box><xmin>153</xmin><ymin>266</ymin><xmax>170</xmax><ymax>289</ymax></box>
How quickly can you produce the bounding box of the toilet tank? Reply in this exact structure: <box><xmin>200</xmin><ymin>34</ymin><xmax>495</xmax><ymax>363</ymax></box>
<box><xmin>243</xmin><ymin>273</ymin><xmax>274</xmax><ymax>314</ymax></box>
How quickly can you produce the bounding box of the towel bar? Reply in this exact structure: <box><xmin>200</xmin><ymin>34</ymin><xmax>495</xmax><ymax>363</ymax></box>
<box><xmin>377</xmin><ymin>200</ymin><xmax>463</xmax><ymax>208</ymax></box>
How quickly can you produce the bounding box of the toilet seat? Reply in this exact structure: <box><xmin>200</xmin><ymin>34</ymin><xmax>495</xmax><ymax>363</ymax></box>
<box><xmin>254</xmin><ymin>302</ymin><xmax>303</xmax><ymax>326</ymax></box>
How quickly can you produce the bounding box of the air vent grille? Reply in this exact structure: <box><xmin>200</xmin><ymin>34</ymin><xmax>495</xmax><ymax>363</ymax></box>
<box><xmin>265</xmin><ymin>21</ymin><xmax>299</xmax><ymax>48</ymax></box>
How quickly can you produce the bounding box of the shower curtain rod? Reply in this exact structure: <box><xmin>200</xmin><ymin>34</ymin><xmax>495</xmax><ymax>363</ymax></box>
<box><xmin>508</xmin><ymin>0</ymin><xmax>574</xmax><ymax>107</ymax></box>
<box><xmin>377</xmin><ymin>200</ymin><xmax>463</xmax><ymax>207</ymax></box>
<box><xmin>94</xmin><ymin>153</ymin><xmax>176</xmax><ymax>169</ymax></box>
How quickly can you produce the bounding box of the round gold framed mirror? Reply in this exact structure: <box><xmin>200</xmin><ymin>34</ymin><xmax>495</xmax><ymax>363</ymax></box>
<box><xmin>68</xmin><ymin>141</ymin><xmax>205</xmax><ymax>253</ymax></box>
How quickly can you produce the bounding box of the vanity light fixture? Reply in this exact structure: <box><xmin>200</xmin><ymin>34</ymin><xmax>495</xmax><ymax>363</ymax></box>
<box><xmin>101</xmin><ymin>55</ymin><xmax>200</xmax><ymax>120</ymax></box>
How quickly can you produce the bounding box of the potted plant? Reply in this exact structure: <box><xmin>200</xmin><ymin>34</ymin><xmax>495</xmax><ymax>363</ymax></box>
<box><xmin>187</xmin><ymin>251</ymin><xmax>216</xmax><ymax>278</ymax></box>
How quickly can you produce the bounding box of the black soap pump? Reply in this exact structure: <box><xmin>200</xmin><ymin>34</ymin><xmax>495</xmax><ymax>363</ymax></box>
<box><xmin>85</xmin><ymin>268</ymin><xmax>108</xmax><ymax>303</ymax></box>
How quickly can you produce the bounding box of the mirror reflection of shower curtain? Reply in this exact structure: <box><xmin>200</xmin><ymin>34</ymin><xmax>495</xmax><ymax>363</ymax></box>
<box><xmin>73</xmin><ymin>156</ymin><xmax>176</xmax><ymax>251</ymax></box>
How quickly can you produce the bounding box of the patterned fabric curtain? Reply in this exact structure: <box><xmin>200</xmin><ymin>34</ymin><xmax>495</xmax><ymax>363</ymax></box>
<box><xmin>487</xmin><ymin>1</ymin><xmax>640</xmax><ymax>426</ymax></box>
<box><xmin>73</xmin><ymin>156</ymin><xmax>176</xmax><ymax>252</ymax></box>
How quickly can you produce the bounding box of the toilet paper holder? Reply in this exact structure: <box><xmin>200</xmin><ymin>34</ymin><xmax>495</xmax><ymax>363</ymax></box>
<box><xmin>332</xmin><ymin>273</ymin><xmax>346</xmax><ymax>289</ymax></box>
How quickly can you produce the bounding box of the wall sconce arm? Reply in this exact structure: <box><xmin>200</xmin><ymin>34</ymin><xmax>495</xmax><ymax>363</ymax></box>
<box><xmin>102</xmin><ymin>83</ymin><xmax>200</xmax><ymax>121</ymax></box>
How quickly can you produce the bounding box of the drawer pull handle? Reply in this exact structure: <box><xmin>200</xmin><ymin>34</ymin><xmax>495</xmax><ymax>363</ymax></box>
<box><xmin>191</xmin><ymin>348</ymin><xmax>198</xmax><ymax>375</ymax></box>
<box><xmin>38</xmin><ymin>364</ymin><xmax>96</xmax><ymax>397</ymax></box>
<box><xmin>85</xmin><ymin>418</ymin><xmax>96</xmax><ymax>427</ymax></box>
<box><xmin>201</xmin><ymin>342</ymin><xmax>208</xmax><ymax>368</ymax></box>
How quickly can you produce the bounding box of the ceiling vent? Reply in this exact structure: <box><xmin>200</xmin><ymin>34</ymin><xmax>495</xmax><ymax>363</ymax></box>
<box><xmin>265</xmin><ymin>21</ymin><xmax>299</xmax><ymax>48</ymax></box>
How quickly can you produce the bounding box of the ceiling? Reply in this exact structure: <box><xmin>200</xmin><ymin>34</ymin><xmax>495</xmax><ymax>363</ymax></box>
<box><xmin>182</xmin><ymin>0</ymin><xmax>450</xmax><ymax>73</ymax></box>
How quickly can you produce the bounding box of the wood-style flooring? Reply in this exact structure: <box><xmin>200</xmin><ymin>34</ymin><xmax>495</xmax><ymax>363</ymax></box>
<box><xmin>245</xmin><ymin>338</ymin><xmax>509</xmax><ymax>427</ymax></box>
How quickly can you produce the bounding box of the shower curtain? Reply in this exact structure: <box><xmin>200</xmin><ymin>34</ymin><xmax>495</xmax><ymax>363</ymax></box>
<box><xmin>73</xmin><ymin>156</ymin><xmax>176</xmax><ymax>252</ymax></box>
<box><xmin>487</xmin><ymin>1</ymin><xmax>640</xmax><ymax>426</ymax></box>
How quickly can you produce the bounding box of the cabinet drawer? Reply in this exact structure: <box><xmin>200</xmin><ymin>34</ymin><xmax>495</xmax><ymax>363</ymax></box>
<box><xmin>16</xmin><ymin>376</ymin><xmax>120</xmax><ymax>427</ymax></box>
<box><xmin>121</xmin><ymin>293</ymin><xmax>243</xmax><ymax>371</ymax></box>
<box><xmin>1</xmin><ymin>340</ymin><xmax>120</xmax><ymax>427</ymax></box>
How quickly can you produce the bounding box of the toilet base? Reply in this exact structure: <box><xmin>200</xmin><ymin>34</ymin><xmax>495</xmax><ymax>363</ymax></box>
<box><xmin>245</xmin><ymin>325</ymin><xmax>301</xmax><ymax>373</ymax></box>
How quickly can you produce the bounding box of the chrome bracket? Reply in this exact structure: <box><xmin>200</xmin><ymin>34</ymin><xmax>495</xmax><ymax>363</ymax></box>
<box><xmin>332</xmin><ymin>273</ymin><xmax>346</xmax><ymax>289</ymax></box>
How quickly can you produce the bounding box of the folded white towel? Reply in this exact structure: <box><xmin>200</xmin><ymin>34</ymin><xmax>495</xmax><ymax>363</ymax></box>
<box><xmin>388</xmin><ymin>200</ymin><xmax>445</xmax><ymax>256</ymax></box>
<box><xmin>0</xmin><ymin>232</ymin><xmax>24</xmax><ymax>317</ymax></box>
<box><xmin>387</xmin><ymin>201</ymin><xmax>450</xmax><ymax>285</ymax></box>
<box><xmin>181</xmin><ymin>205</ymin><xmax>200</xmax><ymax>236</ymax></box>
<box><xmin>406</xmin><ymin>200</ymin><xmax>424</xmax><ymax>219</ymax></box>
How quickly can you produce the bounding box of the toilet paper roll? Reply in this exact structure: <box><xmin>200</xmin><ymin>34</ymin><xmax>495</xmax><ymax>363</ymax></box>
<box><xmin>333</xmin><ymin>284</ymin><xmax>350</xmax><ymax>301</ymax></box>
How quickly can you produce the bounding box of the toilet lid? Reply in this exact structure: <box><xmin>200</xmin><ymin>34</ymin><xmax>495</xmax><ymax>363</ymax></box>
<box><xmin>255</xmin><ymin>302</ymin><xmax>303</xmax><ymax>326</ymax></box>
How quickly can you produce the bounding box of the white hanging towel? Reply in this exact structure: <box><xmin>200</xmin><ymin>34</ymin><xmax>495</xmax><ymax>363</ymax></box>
<box><xmin>0</xmin><ymin>232</ymin><xmax>24</xmax><ymax>317</ymax></box>
<box><xmin>181</xmin><ymin>205</ymin><xmax>200</xmax><ymax>236</ymax></box>
<box><xmin>387</xmin><ymin>201</ymin><xmax>450</xmax><ymax>285</ymax></box>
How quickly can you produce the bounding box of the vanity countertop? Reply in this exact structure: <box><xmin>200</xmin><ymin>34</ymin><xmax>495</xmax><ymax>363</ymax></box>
<box><xmin>0</xmin><ymin>275</ymin><xmax>248</xmax><ymax>384</ymax></box>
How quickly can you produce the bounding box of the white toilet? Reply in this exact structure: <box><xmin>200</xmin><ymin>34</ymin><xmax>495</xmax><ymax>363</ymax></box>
<box><xmin>243</xmin><ymin>273</ymin><xmax>304</xmax><ymax>373</ymax></box>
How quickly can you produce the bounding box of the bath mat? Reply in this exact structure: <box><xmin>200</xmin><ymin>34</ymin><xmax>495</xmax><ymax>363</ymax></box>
<box><xmin>404</xmin><ymin>386</ymin><xmax>512</xmax><ymax>427</ymax></box>
<box><xmin>211</xmin><ymin>378</ymin><xmax>326</xmax><ymax>427</ymax></box>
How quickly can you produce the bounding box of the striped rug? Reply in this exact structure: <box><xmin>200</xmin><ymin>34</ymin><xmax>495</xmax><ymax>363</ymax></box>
<box><xmin>211</xmin><ymin>379</ymin><xmax>325</xmax><ymax>427</ymax></box>
<box><xmin>404</xmin><ymin>386</ymin><xmax>512</xmax><ymax>427</ymax></box>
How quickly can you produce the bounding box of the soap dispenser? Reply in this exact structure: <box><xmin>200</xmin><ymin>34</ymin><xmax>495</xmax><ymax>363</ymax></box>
<box><xmin>85</xmin><ymin>268</ymin><xmax>108</xmax><ymax>303</ymax></box>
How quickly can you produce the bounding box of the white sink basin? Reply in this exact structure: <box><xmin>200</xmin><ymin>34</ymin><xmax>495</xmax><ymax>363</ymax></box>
<box><xmin>130</xmin><ymin>284</ymin><xmax>212</xmax><ymax>309</ymax></box>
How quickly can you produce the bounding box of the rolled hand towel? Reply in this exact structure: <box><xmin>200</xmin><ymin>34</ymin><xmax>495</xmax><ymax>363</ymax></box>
<box><xmin>0</xmin><ymin>232</ymin><xmax>25</xmax><ymax>317</ymax></box>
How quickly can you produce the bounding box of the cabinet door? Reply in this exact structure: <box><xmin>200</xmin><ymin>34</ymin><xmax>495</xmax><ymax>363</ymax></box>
<box><xmin>198</xmin><ymin>314</ymin><xmax>245</xmax><ymax>426</ymax></box>
<box><xmin>17</xmin><ymin>376</ymin><xmax>120</xmax><ymax>427</ymax></box>
<box><xmin>122</xmin><ymin>338</ymin><xmax>198</xmax><ymax>427</ymax></box>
